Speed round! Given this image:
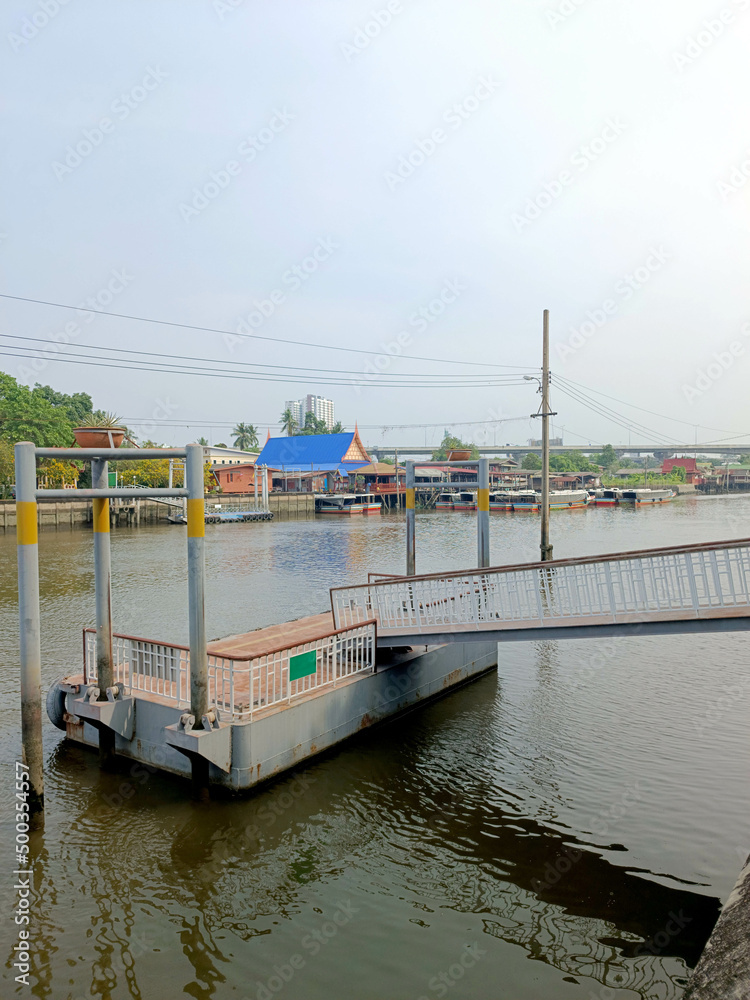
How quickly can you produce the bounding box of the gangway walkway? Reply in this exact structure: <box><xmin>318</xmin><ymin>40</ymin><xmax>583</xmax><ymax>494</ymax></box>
<box><xmin>330</xmin><ymin>538</ymin><xmax>750</xmax><ymax>645</ymax></box>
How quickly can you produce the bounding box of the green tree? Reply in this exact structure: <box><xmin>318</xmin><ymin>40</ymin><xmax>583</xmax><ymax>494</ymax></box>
<box><xmin>232</xmin><ymin>422</ymin><xmax>259</xmax><ymax>450</ymax></box>
<box><xmin>0</xmin><ymin>439</ymin><xmax>14</xmax><ymax>496</ymax></box>
<box><xmin>522</xmin><ymin>453</ymin><xmax>542</xmax><ymax>470</ymax></box>
<box><xmin>0</xmin><ymin>372</ymin><xmax>74</xmax><ymax>446</ymax></box>
<box><xmin>280</xmin><ymin>408</ymin><xmax>298</xmax><ymax>436</ymax></box>
<box><xmin>297</xmin><ymin>412</ymin><xmax>328</xmax><ymax>435</ymax></box>
<box><xmin>330</xmin><ymin>421</ymin><xmax>344</xmax><ymax>434</ymax></box>
<box><xmin>594</xmin><ymin>444</ymin><xmax>618</xmax><ymax>471</ymax></box>
<box><xmin>431</xmin><ymin>432</ymin><xmax>479</xmax><ymax>461</ymax></box>
<box><xmin>215</xmin><ymin>442</ymin><xmax>227</xmax><ymax>448</ymax></box>
<box><xmin>197</xmin><ymin>437</ymin><xmax>208</xmax><ymax>446</ymax></box>
<box><xmin>34</xmin><ymin>384</ymin><xmax>92</xmax><ymax>425</ymax></box>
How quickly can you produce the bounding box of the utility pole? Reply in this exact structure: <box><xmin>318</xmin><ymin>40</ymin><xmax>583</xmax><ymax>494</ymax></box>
<box><xmin>540</xmin><ymin>310</ymin><xmax>553</xmax><ymax>562</ymax></box>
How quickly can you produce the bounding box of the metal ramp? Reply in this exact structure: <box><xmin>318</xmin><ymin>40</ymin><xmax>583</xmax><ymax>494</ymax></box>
<box><xmin>330</xmin><ymin>538</ymin><xmax>750</xmax><ymax>645</ymax></box>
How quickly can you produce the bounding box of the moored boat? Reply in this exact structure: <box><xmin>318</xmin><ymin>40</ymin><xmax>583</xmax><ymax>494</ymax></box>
<box><xmin>620</xmin><ymin>489</ymin><xmax>675</xmax><ymax>505</ymax></box>
<box><xmin>489</xmin><ymin>491</ymin><xmax>518</xmax><ymax>510</ymax></box>
<box><xmin>362</xmin><ymin>493</ymin><xmax>382</xmax><ymax>514</ymax></box>
<box><xmin>594</xmin><ymin>488</ymin><xmax>623</xmax><ymax>506</ymax></box>
<box><xmin>453</xmin><ymin>490</ymin><xmax>477</xmax><ymax>511</ymax></box>
<box><xmin>508</xmin><ymin>489</ymin><xmax>590</xmax><ymax>511</ymax></box>
<box><xmin>436</xmin><ymin>492</ymin><xmax>456</xmax><ymax>510</ymax></box>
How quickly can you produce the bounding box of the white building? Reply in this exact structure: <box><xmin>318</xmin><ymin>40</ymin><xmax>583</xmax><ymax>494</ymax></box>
<box><xmin>305</xmin><ymin>394</ymin><xmax>335</xmax><ymax>430</ymax></box>
<box><xmin>202</xmin><ymin>445</ymin><xmax>259</xmax><ymax>466</ymax></box>
<box><xmin>284</xmin><ymin>399</ymin><xmax>304</xmax><ymax>427</ymax></box>
<box><xmin>285</xmin><ymin>395</ymin><xmax>335</xmax><ymax>431</ymax></box>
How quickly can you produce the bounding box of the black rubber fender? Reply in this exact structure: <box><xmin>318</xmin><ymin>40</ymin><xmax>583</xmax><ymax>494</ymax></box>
<box><xmin>46</xmin><ymin>679</ymin><xmax>68</xmax><ymax>731</ymax></box>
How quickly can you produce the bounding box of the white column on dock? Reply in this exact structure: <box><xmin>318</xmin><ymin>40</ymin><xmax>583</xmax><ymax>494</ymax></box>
<box><xmin>15</xmin><ymin>442</ymin><xmax>44</xmax><ymax>825</ymax></box>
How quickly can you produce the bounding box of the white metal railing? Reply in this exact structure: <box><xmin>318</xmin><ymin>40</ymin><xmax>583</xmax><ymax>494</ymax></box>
<box><xmin>83</xmin><ymin>619</ymin><xmax>376</xmax><ymax>721</ymax></box>
<box><xmin>209</xmin><ymin>621</ymin><xmax>376</xmax><ymax>721</ymax></box>
<box><xmin>331</xmin><ymin>540</ymin><xmax>750</xmax><ymax>635</ymax></box>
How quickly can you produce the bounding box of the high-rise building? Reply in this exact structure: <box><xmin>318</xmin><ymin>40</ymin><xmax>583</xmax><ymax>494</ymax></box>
<box><xmin>285</xmin><ymin>395</ymin><xmax>335</xmax><ymax>431</ymax></box>
<box><xmin>305</xmin><ymin>394</ymin><xmax>335</xmax><ymax>430</ymax></box>
<box><xmin>284</xmin><ymin>399</ymin><xmax>304</xmax><ymax>427</ymax></box>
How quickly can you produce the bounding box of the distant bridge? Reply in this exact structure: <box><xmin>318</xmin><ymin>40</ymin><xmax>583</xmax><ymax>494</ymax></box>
<box><xmin>367</xmin><ymin>444</ymin><xmax>750</xmax><ymax>460</ymax></box>
<box><xmin>330</xmin><ymin>538</ymin><xmax>750</xmax><ymax>646</ymax></box>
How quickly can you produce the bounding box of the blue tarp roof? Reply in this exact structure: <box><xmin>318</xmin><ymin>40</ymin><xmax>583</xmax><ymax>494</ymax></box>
<box><xmin>256</xmin><ymin>434</ymin><xmax>371</xmax><ymax>473</ymax></box>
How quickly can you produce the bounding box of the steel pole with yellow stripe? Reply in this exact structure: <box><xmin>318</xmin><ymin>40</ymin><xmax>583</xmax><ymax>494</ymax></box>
<box><xmin>15</xmin><ymin>442</ymin><xmax>44</xmax><ymax>824</ymax></box>
<box><xmin>186</xmin><ymin>443</ymin><xmax>208</xmax><ymax>726</ymax></box>
<box><xmin>406</xmin><ymin>460</ymin><xmax>416</xmax><ymax>576</ymax></box>
<box><xmin>91</xmin><ymin>458</ymin><xmax>116</xmax><ymax>765</ymax></box>
<box><xmin>477</xmin><ymin>458</ymin><xmax>490</xmax><ymax>569</ymax></box>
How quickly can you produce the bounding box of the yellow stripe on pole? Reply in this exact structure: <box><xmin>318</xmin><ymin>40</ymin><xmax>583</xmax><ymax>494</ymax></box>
<box><xmin>93</xmin><ymin>498</ymin><xmax>110</xmax><ymax>534</ymax></box>
<box><xmin>187</xmin><ymin>499</ymin><xmax>205</xmax><ymax>538</ymax></box>
<box><xmin>406</xmin><ymin>488</ymin><xmax>415</xmax><ymax>510</ymax></box>
<box><xmin>16</xmin><ymin>502</ymin><xmax>38</xmax><ymax>546</ymax></box>
<box><xmin>478</xmin><ymin>489</ymin><xmax>490</xmax><ymax>512</ymax></box>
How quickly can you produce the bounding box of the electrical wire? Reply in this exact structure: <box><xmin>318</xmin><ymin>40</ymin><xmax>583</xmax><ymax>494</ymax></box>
<box><xmin>0</xmin><ymin>333</ymin><xmax>538</xmax><ymax>382</ymax></box>
<box><xmin>553</xmin><ymin>380</ymin><xmax>681</xmax><ymax>445</ymax></box>
<box><xmin>1</xmin><ymin>346</ymin><xmax>530</xmax><ymax>388</ymax></box>
<box><xmin>556</xmin><ymin>374</ymin><xmax>743</xmax><ymax>438</ymax></box>
<box><xmin>0</xmin><ymin>292</ymin><xmax>533</xmax><ymax>370</ymax></box>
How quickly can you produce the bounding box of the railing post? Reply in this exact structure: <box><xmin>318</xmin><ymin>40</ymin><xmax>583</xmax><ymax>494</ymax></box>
<box><xmin>262</xmin><ymin>465</ymin><xmax>268</xmax><ymax>511</ymax></box>
<box><xmin>406</xmin><ymin>460</ymin><xmax>415</xmax><ymax>576</ymax></box>
<box><xmin>186</xmin><ymin>443</ymin><xmax>208</xmax><ymax>725</ymax></box>
<box><xmin>15</xmin><ymin>442</ymin><xmax>44</xmax><ymax>825</ymax></box>
<box><xmin>477</xmin><ymin>458</ymin><xmax>490</xmax><ymax>568</ymax></box>
<box><xmin>91</xmin><ymin>457</ymin><xmax>116</xmax><ymax>767</ymax></box>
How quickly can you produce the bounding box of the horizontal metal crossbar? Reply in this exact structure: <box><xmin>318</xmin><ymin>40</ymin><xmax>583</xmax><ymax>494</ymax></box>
<box><xmin>37</xmin><ymin>489</ymin><xmax>189</xmax><ymax>499</ymax></box>
<box><xmin>35</xmin><ymin>448</ymin><xmax>188</xmax><ymax>459</ymax></box>
<box><xmin>331</xmin><ymin>538</ymin><xmax>750</xmax><ymax>641</ymax></box>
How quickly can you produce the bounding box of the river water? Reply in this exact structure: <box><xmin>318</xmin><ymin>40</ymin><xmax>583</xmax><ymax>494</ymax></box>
<box><xmin>1</xmin><ymin>496</ymin><xmax>748</xmax><ymax>999</ymax></box>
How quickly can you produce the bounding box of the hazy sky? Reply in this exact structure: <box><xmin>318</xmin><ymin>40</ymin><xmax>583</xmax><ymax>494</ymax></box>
<box><xmin>3</xmin><ymin>0</ymin><xmax>750</xmax><ymax>451</ymax></box>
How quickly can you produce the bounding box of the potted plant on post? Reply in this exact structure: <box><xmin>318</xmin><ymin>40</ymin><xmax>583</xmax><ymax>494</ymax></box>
<box><xmin>73</xmin><ymin>412</ymin><xmax>128</xmax><ymax>449</ymax></box>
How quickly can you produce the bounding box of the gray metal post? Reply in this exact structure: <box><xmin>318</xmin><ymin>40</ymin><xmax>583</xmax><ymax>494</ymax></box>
<box><xmin>406</xmin><ymin>460</ymin><xmax>415</xmax><ymax>576</ymax></box>
<box><xmin>15</xmin><ymin>442</ymin><xmax>44</xmax><ymax>824</ymax></box>
<box><xmin>477</xmin><ymin>458</ymin><xmax>490</xmax><ymax>568</ymax></box>
<box><xmin>186</xmin><ymin>443</ymin><xmax>208</xmax><ymax>725</ymax></box>
<box><xmin>91</xmin><ymin>458</ymin><xmax>115</xmax><ymax>765</ymax></box>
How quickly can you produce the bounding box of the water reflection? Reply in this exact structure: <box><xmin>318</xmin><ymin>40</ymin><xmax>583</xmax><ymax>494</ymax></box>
<box><xmin>2</xmin><ymin>501</ymin><xmax>748</xmax><ymax>997</ymax></box>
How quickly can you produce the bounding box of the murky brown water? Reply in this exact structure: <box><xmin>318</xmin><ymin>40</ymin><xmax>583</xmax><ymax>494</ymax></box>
<box><xmin>1</xmin><ymin>497</ymin><xmax>749</xmax><ymax>998</ymax></box>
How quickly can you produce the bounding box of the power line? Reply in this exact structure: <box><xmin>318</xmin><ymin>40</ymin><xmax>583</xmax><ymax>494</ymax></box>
<box><xmin>0</xmin><ymin>333</ymin><xmax>537</xmax><ymax>382</ymax></box>
<box><xmin>557</xmin><ymin>374</ymin><xmax>742</xmax><ymax>438</ymax></box>
<box><xmin>2</xmin><ymin>347</ymin><xmax>527</xmax><ymax>388</ymax></box>
<box><xmin>0</xmin><ymin>292</ymin><xmax>533</xmax><ymax>370</ymax></box>
<box><xmin>553</xmin><ymin>380</ymin><xmax>681</xmax><ymax>445</ymax></box>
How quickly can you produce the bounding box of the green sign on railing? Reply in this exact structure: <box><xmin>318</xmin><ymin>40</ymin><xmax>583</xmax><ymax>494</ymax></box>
<box><xmin>289</xmin><ymin>649</ymin><xmax>317</xmax><ymax>681</ymax></box>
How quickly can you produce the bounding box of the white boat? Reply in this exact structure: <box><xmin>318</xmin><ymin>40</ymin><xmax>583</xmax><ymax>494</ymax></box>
<box><xmin>594</xmin><ymin>488</ymin><xmax>623</xmax><ymax>506</ymax></box>
<box><xmin>314</xmin><ymin>493</ymin><xmax>382</xmax><ymax>514</ymax></box>
<box><xmin>511</xmin><ymin>489</ymin><xmax>589</xmax><ymax>511</ymax></box>
<box><xmin>436</xmin><ymin>492</ymin><xmax>456</xmax><ymax>510</ymax></box>
<box><xmin>452</xmin><ymin>491</ymin><xmax>477</xmax><ymax>511</ymax></box>
<box><xmin>619</xmin><ymin>489</ymin><xmax>675</xmax><ymax>506</ymax></box>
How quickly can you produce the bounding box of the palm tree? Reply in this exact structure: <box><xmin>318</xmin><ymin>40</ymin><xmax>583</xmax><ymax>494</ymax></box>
<box><xmin>232</xmin><ymin>423</ymin><xmax>259</xmax><ymax>451</ymax></box>
<box><xmin>280</xmin><ymin>409</ymin><xmax>298</xmax><ymax>437</ymax></box>
<box><xmin>197</xmin><ymin>436</ymin><xmax>208</xmax><ymax>446</ymax></box>
<box><xmin>330</xmin><ymin>421</ymin><xmax>344</xmax><ymax>434</ymax></box>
